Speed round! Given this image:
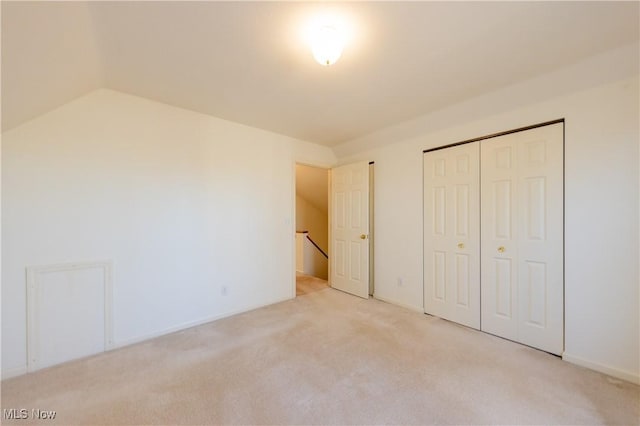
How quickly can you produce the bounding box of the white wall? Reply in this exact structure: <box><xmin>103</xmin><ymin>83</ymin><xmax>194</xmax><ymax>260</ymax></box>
<box><xmin>336</xmin><ymin>46</ymin><xmax>639</xmax><ymax>383</ymax></box>
<box><xmin>295</xmin><ymin>195</ymin><xmax>328</xmax><ymax>280</ymax></box>
<box><xmin>295</xmin><ymin>232</ymin><xmax>328</xmax><ymax>280</ymax></box>
<box><xmin>303</xmin><ymin>237</ymin><xmax>328</xmax><ymax>280</ymax></box>
<box><xmin>295</xmin><ymin>233</ymin><xmax>305</xmax><ymax>273</ymax></box>
<box><xmin>1</xmin><ymin>89</ymin><xmax>336</xmax><ymax>378</ymax></box>
<box><xmin>295</xmin><ymin>195</ymin><xmax>328</xmax><ymax>253</ymax></box>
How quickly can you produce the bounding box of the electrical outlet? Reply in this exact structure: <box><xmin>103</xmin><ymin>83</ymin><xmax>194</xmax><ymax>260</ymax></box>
<box><xmin>221</xmin><ymin>285</ymin><xmax>228</xmax><ymax>296</ymax></box>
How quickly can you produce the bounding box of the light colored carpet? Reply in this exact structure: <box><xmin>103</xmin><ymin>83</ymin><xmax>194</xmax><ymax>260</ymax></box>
<box><xmin>2</xmin><ymin>286</ymin><xmax>638</xmax><ymax>425</ymax></box>
<box><xmin>296</xmin><ymin>273</ymin><xmax>329</xmax><ymax>296</ymax></box>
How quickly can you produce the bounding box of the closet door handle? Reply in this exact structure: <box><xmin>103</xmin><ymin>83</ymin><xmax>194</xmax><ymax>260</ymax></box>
<box><xmin>497</xmin><ymin>246</ymin><xmax>505</xmax><ymax>253</ymax></box>
<box><xmin>457</xmin><ymin>243</ymin><xmax>465</xmax><ymax>249</ymax></box>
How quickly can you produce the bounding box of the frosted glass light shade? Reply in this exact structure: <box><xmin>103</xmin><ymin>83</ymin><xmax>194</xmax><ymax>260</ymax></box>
<box><xmin>310</xmin><ymin>25</ymin><xmax>344</xmax><ymax>66</ymax></box>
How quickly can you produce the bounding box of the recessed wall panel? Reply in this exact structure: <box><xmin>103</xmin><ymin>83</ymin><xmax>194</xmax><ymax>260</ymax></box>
<box><xmin>456</xmin><ymin>254</ymin><xmax>469</xmax><ymax>307</ymax></box>
<box><xmin>349</xmin><ymin>241</ymin><xmax>361</xmax><ymax>281</ymax></box>
<box><xmin>527</xmin><ymin>140</ymin><xmax>546</xmax><ymax>165</ymax></box>
<box><xmin>526</xmin><ymin>177</ymin><xmax>546</xmax><ymax>241</ymax></box>
<box><xmin>351</xmin><ymin>190</ymin><xmax>362</xmax><ymax>228</ymax></box>
<box><xmin>455</xmin><ymin>184</ymin><xmax>469</xmax><ymax>237</ymax></box>
<box><xmin>526</xmin><ymin>261</ymin><xmax>547</xmax><ymax>327</ymax></box>
<box><xmin>434</xmin><ymin>158</ymin><xmax>446</xmax><ymax>177</ymax></box>
<box><xmin>456</xmin><ymin>155</ymin><xmax>469</xmax><ymax>174</ymax></box>
<box><xmin>352</xmin><ymin>169</ymin><xmax>364</xmax><ymax>185</ymax></box>
<box><xmin>495</xmin><ymin>259</ymin><xmax>512</xmax><ymax>318</ymax></box>
<box><xmin>336</xmin><ymin>192</ymin><xmax>346</xmax><ymax>229</ymax></box>
<box><xmin>335</xmin><ymin>240</ymin><xmax>346</xmax><ymax>277</ymax></box>
<box><xmin>27</xmin><ymin>262</ymin><xmax>113</xmax><ymax>372</ymax></box>
<box><xmin>493</xmin><ymin>180</ymin><xmax>511</xmax><ymax>239</ymax></box>
<box><xmin>434</xmin><ymin>251</ymin><xmax>446</xmax><ymax>301</ymax></box>
<box><xmin>496</xmin><ymin>147</ymin><xmax>512</xmax><ymax>169</ymax></box>
<box><xmin>433</xmin><ymin>187</ymin><xmax>446</xmax><ymax>235</ymax></box>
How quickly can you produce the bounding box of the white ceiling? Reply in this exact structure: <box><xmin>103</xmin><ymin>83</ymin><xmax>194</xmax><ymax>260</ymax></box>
<box><xmin>2</xmin><ymin>2</ymin><xmax>104</xmax><ymax>134</ymax></box>
<box><xmin>2</xmin><ymin>1</ymin><xmax>639</xmax><ymax>146</ymax></box>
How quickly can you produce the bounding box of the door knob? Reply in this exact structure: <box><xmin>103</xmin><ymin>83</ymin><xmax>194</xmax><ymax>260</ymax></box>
<box><xmin>360</xmin><ymin>234</ymin><xmax>367</xmax><ymax>240</ymax></box>
<box><xmin>497</xmin><ymin>246</ymin><xmax>505</xmax><ymax>253</ymax></box>
<box><xmin>457</xmin><ymin>243</ymin><xmax>465</xmax><ymax>249</ymax></box>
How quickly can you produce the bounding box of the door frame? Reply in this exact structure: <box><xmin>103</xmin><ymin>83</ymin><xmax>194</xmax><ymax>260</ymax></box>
<box><xmin>291</xmin><ymin>160</ymin><xmax>375</xmax><ymax>299</ymax></box>
<box><xmin>291</xmin><ymin>160</ymin><xmax>332</xmax><ymax>298</ymax></box>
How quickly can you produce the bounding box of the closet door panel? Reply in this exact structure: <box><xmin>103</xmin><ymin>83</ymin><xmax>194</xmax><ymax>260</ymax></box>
<box><xmin>481</xmin><ymin>138</ymin><xmax>519</xmax><ymax>340</ymax></box>
<box><xmin>424</xmin><ymin>143</ymin><xmax>480</xmax><ymax>329</ymax></box>
<box><xmin>481</xmin><ymin>123</ymin><xmax>563</xmax><ymax>355</ymax></box>
<box><xmin>516</xmin><ymin>124</ymin><xmax>564</xmax><ymax>354</ymax></box>
<box><xmin>424</xmin><ymin>151</ymin><xmax>451</xmax><ymax>321</ymax></box>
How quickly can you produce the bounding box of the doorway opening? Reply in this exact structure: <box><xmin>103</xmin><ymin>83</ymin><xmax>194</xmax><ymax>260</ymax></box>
<box><xmin>295</xmin><ymin>164</ymin><xmax>330</xmax><ymax>296</ymax></box>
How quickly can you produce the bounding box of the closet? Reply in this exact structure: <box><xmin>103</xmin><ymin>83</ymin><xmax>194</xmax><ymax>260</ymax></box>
<box><xmin>423</xmin><ymin>142</ymin><xmax>480</xmax><ymax>330</ymax></box>
<box><xmin>423</xmin><ymin>121</ymin><xmax>564</xmax><ymax>355</ymax></box>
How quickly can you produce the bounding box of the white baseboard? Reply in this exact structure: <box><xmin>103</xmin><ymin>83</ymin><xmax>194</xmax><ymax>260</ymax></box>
<box><xmin>373</xmin><ymin>294</ymin><xmax>424</xmax><ymax>314</ymax></box>
<box><xmin>2</xmin><ymin>295</ymin><xmax>294</xmax><ymax>381</ymax></box>
<box><xmin>1</xmin><ymin>365</ymin><xmax>28</xmax><ymax>381</ymax></box>
<box><xmin>563</xmin><ymin>352</ymin><xmax>639</xmax><ymax>385</ymax></box>
<box><xmin>10</xmin><ymin>295</ymin><xmax>637</xmax><ymax>388</ymax></box>
<box><xmin>114</xmin><ymin>295</ymin><xmax>293</xmax><ymax>349</ymax></box>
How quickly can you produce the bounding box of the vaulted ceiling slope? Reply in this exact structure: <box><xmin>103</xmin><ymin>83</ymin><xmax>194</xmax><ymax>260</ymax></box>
<box><xmin>2</xmin><ymin>2</ymin><xmax>639</xmax><ymax>146</ymax></box>
<box><xmin>296</xmin><ymin>164</ymin><xmax>328</xmax><ymax>215</ymax></box>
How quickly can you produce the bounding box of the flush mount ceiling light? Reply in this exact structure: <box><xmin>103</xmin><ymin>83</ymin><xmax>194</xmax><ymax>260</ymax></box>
<box><xmin>310</xmin><ymin>23</ymin><xmax>345</xmax><ymax>66</ymax></box>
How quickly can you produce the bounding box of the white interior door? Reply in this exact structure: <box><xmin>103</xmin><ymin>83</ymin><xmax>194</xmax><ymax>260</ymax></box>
<box><xmin>481</xmin><ymin>123</ymin><xmax>564</xmax><ymax>354</ymax></box>
<box><xmin>424</xmin><ymin>143</ymin><xmax>480</xmax><ymax>329</ymax></box>
<box><xmin>330</xmin><ymin>161</ymin><xmax>370</xmax><ymax>299</ymax></box>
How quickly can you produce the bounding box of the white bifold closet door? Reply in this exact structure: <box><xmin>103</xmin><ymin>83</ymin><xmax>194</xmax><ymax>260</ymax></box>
<box><xmin>424</xmin><ymin>143</ymin><xmax>480</xmax><ymax>329</ymax></box>
<box><xmin>481</xmin><ymin>123</ymin><xmax>563</xmax><ymax>355</ymax></box>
